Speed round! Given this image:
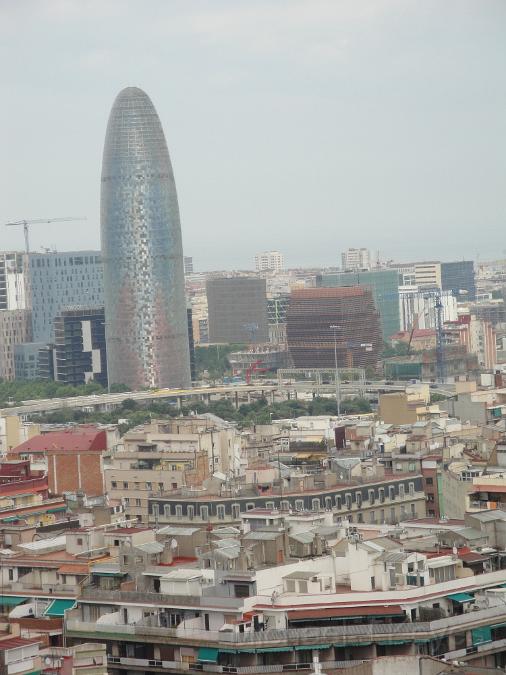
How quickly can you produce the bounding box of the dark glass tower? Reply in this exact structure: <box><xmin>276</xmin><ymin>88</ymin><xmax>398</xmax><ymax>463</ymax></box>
<box><xmin>100</xmin><ymin>87</ymin><xmax>190</xmax><ymax>390</ymax></box>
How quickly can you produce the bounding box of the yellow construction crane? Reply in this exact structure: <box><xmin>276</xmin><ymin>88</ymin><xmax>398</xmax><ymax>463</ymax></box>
<box><xmin>4</xmin><ymin>217</ymin><xmax>87</xmax><ymax>253</ymax></box>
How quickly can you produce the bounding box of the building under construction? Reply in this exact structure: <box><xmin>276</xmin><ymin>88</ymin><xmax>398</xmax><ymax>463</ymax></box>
<box><xmin>286</xmin><ymin>287</ymin><xmax>382</xmax><ymax>369</ymax></box>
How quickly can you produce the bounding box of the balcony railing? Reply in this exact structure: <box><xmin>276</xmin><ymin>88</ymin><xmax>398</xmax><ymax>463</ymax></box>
<box><xmin>67</xmin><ymin>603</ymin><xmax>506</xmax><ymax>649</ymax></box>
<box><xmin>107</xmin><ymin>655</ymin><xmax>366</xmax><ymax>673</ymax></box>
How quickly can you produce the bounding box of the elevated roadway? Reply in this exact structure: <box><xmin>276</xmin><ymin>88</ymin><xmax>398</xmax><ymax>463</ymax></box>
<box><xmin>0</xmin><ymin>380</ymin><xmax>455</xmax><ymax>418</ymax></box>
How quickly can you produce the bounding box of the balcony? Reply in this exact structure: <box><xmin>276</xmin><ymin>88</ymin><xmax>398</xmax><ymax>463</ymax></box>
<box><xmin>106</xmin><ymin>655</ymin><xmax>366</xmax><ymax>673</ymax></box>
<box><xmin>67</xmin><ymin>603</ymin><xmax>506</xmax><ymax>651</ymax></box>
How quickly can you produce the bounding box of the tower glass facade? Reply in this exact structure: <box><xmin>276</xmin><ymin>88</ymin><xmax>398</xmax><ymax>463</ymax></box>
<box><xmin>101</xmin><ymin>87</ymin><xmax>190</xmax><ymax>389</ymax></box>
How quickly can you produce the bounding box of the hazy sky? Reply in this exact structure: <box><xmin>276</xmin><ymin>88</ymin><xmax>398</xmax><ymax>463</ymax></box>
<box><xmin>2</xmin><ymin>0</ymin><xmax>505</xmax><ymax>270</ymax></box>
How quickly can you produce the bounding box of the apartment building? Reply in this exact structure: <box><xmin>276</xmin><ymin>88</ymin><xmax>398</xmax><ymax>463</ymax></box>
<box><xmin>64</xmin><ymin>511</ymin><xmax>506</xmax><ymax>673</ymax></box>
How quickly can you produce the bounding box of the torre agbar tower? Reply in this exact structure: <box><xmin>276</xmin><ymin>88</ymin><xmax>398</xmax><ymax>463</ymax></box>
<box><xmin>100</xmin><ymin>87</ymin><xmax>191</xmax><ymax>390</ymax></box>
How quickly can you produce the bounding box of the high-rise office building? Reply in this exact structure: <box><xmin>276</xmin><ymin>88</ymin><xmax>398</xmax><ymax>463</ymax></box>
<box><xmin>0</xmin><ymin>252</ymin><xmax>27</xmax><ymax>311</ymax></box>
<box><xmin>286</xmin><ymin>287</ymin><xmax>381</xmax><ymax>369</ymax></box>
<box><xmin>317</xmin><ymin>269</ymin><xmax>398</xmax><ymax>340</ymax></box>
<box><xmin>441</xmin><ymin>261</ymin><xmax>476</xmax><ymax>301</ymax></box>
<box><xmin>341</xmin><ymin>248</ymin><xmax>371</xmax><ymax>272</ymax></box>
<box><xmin>0</xmin><ymin>252</ymin><xmax>31</xmax><ymax>380</ymax></box>
<box><xmin>207</xmin><ymin>277</ymin><xmax>269</xmax><ymax>344</ymax></box>
<box><xmin>53</xmin><ymin>307</ymin><xmax>108</xmax><ymax>387</ymax></box>
<box><xmin>101</xmin><ymin>87</ymin><xmax>190</xmax><ymax>390</ymax></box>
<box><xmin>28</xmin><ymin>251</ymin><xmax>103</xmax><ymax>342</ymax></box>
<box><xmin>254</xmin><ymin>251</ymin><xmax>284</xmax><ymax>272</ymax></box>
<box><xmin>0</xmin><ymin>310</ymin><xmax>32</xmax><ymax>380</ymax></box>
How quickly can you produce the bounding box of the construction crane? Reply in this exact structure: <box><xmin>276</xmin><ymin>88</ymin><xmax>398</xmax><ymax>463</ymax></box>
<box><xmin>4</xmin><ymin>217</ymin><xmax>86</xmax><ymax>253</ymax></box>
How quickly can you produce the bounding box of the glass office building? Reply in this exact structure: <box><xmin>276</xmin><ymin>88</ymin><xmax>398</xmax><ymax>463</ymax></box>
<box><xmin>101</xmin><ymin>87</ymin><xmax>190</xmax><ymax>390</ymax></box>
<box><xmin>28</xmin><ymin>251</ymin><xmax>103</xmax><ymax>343</ymax></box>
<box><xmin>441</xmin><ymin>261</ymin><xmax>476</xmax><ymax>301</ymax></box>
<box><xmin>316</xmin><ymin>269</ymin><xmax>400</xmax><ymax>340</ymax></box>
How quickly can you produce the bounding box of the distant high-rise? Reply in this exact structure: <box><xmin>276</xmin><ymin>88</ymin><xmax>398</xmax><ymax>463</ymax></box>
<box><xmin>101</xmin><ymin>87</ymin><xmax>190</xmax><ymax>390</ymax></box>
<box><xmin>286</xmin><ymin>287</ymin><xmax>381</xmax><ymax>369</ymax></box>
<box><xmin>184</xmin><ymin>256</ymin><xmax>194</xmax><ymax>275</ymax></box>
<box><xmin>207</xmin><ymin>277</ymin><xmax>269</xmax><ymax>344</ymax></box>
<box><xmin>254</xmin><ymin>251</ymin><xmax>284</xmax><ymax>272</ymax></box>
<box><xmin>441</xmin><ymin>261</ymin><xmax>476</xmax><ymax>301</ymax></box>
<box><xmin>28</xmin><ymin>251</ymin><xmax>103</xmax><ymax>342</ymax></box>
<box><xmin>341</xmin><ymin>248</ymin><xmax>371</xmax><ymax>272</ymax></box>
<box><xmin>317</xmin><ymin>269</ymin><xmax>399</xmax><ymax>340</ymax></box>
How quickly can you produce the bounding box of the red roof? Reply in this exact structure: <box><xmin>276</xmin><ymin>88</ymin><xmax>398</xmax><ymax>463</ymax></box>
<box><xmin>287</xmin><ymin>605</ymin><xmax>404</xmax><ymax>621</ymax></box>
<box><xmin>0</xmin><ymin>637</ymin><xmax>40</xmax><ymax>651</ymax></box>
<box><xmin>10</xmin><ymin>428</ymin><xmax>107</xmax><ymax>455</ymax></box>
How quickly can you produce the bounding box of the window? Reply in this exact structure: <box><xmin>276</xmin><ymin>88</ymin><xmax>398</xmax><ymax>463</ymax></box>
<box><xmin>123</xmin><ymin>482</ymin><xmax>128</xmax><ymax>489</ymax></box>
<box><xmin>368</xmin><ymin>489</ymin><xmax>375</xmax><ymax>505</ymax></box>
<box><xmin>175</xmin><ymin>505</ymin><xmax>183</xmax><ymax>519</ymax></box>
<box><xmin>345</xmin><ymin>493</ymin><xmax>352</xmax><ymax>510</ymax></box>
<box><xmin>201</xmin><ymin>506</ymin><xmax>209</xmax><ymax>521</ymax></box>
<box><xmin>390</xmin><ymin>507</ymin><xmax>396</xmax><ymax>523</ymax></box>
<box><xmin>135</xmin><ymin>499</ymin><xmax>141</xmax><ymax>506</ymax></box>
<box><xmin>171</xmin><ymin>482</ymin><xmax>178</xmax><ymax>489</ymax></box>
<box><xmin>77</xmin><ymin>538</ymin><xmax>83</xmax><ymax>546</ymax></box>
<box><xmin>325</xmin><ymin>496</ymin><xmax>332</xmax><ymax>510</ymax></box>
<box><xmin>295</xmin><ymin>499</ymin><xmax>304</xmax><ymax>512</ymax></box>
<box><xmin>335</xmin><ymin>495</ymin><xmax>342</xmax><ymax>509</ymax></box>
<box><xmin>111</xmin><ymin>481</ymin><xmax>117</xmax><ymax>489</ymax></box>
<box><xmin>427</xmin><ymin>494</ymin><xmax>434</xmax><ymax>502</ymax></box>
<box><xmin>266</xmin><ymin>501</ymin><xmax>275</xmax><ymax>510</ymax></box>
<box><xmin>146</xmin><ymin>482</ymin><xmax>152</xmax><ymax>491</ymax></box>
<box><xmin>370</xmin><ymin>511</ymin><xmax>375</xmax><ymax>523</ymax></box>
<box><xmin>379</xmin><ymin>488</ymin><xmax>385</xmax><ymax>503</ymax></box>
<box><xmin>399</xmin><ymin>484</ymin><xmax>405</xmax><ymax>499</ymax></box>
<box><xmin>217</xmin><ymin>505</ymin><xmax>225</xmax><ymax>520</ymax></box>
<box><xmin>409</xmin><ymin>482</ymin><xmax>414</xmax><ymax>497</ymax></box>
<box><xmin>164</xmin><ymin>505</ymin><xmax>171</xmax><ymax>519</ymax></box>
<box><xmin>411</xmin><ymin>503</ymin><xmax>416</xmax><ymax>517</ymax></box>
<box><xmin>357</xmin><ymin>513</ymin><xmax>364</xmax><ymax>523</ymax></box>
<box><xmin>355</xmin><ymin>492</ymin><xmax>362</xmax><ymax>508</ymax></box>
<box><xmin>380</xmin><ymin>509</ymin><xmax>385</xmax><ymax>522</ymax></box>
<box><xmin>8</xmin><ymin>569</ymin><xmax>13</xmax><ymax>581</ymax></box>
<box><xmin>281</xmin><ymin>500</ymin><xmax>290</xmax><ymax>511</ymax></box>
<box><xmin>187</xmin><ymin>505</ymin><xmax>194</xmax><ymax>521</ymax></box>
<box><xmin>152</xmin><ymin>504</ymin><xmax>159</xmax><ymax>518</ymax></box>
<box><xmin>389</xmin><ymin>486</ymin><xmax>395</xmax><ymax>501</ymax></box>
<box><xmin>231</xmin><ymin>504</ymin><xmax>240</xmax><ymax>520</ymax></box>
<box><xmin>425</xmin><ymin>477</ymin><xmax>433</xmax><ymax>486</ymax></box>
<box><xmin>246</xmin><ymin>502</ymin><xmax>255</xmax><ymax>511</ymax></box>
<box><xmin>312</xmin><ymin>498</ymin><xmax>320</xmax><ymax>512</ymax></box>
<box><xmin>234</xmin><ymin>584</ymin><xmax>250</xmax><ymax>598</ymax></box>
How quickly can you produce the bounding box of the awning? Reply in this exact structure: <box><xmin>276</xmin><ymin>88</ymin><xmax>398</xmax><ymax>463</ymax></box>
<box><xmin>447</xmin><ymin>592</ymin><xmax>474</xmax><ymax>603</ymax></box>
<box><xmin>0</xmin><ymin>596</ymin><xmax>27</xmax><ymax>607</ymax></box>
<box><xmin>377</xmin><ymin>640</ymin><xmax>409</xmax><ymax>646</ymax></box>
<box><xmin>257</xmin><ymin>647</ymin><xmax>294</xmax><ymax>653</ymax></box>
<box><xmin>287</xmin><ymin>605</ymin><xmax>404</xmax><ymax>622</ymax></box>
<box><xmin>472</xmin><ymin>627</ymin><xmax>492</xmax><ymax>646</ymax></box>
<box><xmin>198</xmin><ymin>647</ymin><xmax>218</xmax><ymax>663</ymax></box>
<box><xmin>337</xmin><ymin>642</ymin><xmax>372</xmax><ymax>647</ymax></box>
<box><xmin>43</xmin><ymin>599</ymin><xmax>76</xmax><ymax>617</ymax></box>
<box><xmin>294</xmin><ymin>644</ymin><xmax>331</xmax><ymax>651</ymax></box>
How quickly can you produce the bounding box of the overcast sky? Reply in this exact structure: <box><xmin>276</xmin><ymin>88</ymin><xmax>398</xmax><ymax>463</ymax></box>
<box><xmin>1</xmin><ymin>0</ymin><xmax>505</xmax><ymax>270</ymax></box>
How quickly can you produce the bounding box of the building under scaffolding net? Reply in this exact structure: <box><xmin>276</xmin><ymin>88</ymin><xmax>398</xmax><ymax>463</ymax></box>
<box><xmin>286</xmin><ymin>287</ymin><xmax>382</xmax><ymax>369</ymax></box>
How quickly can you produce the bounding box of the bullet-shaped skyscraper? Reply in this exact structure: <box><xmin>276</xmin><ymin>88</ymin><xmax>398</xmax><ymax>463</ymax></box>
<box><xmin>101</xmin><ymin>87</ymin><xmax>191</xmax><ymax>390</ymax></box>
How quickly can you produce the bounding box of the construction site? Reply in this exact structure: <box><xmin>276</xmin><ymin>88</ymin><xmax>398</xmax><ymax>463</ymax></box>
<box><xmin>286</xmin><ymin>287</ymin><xmax>382</xmax><ymax>369</ymax></box>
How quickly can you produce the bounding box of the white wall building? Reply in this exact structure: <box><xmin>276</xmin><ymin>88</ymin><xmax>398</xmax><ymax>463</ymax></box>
<box><xmin>254</xmin><ymin>251</ymin><xmax>284</xmax><ymax>272</ymax></box>
<box><xmin>341</xmin><ymin>248</ymin><xmax>371</xmax><ymax>272</ymax></box>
